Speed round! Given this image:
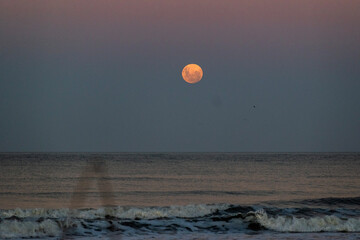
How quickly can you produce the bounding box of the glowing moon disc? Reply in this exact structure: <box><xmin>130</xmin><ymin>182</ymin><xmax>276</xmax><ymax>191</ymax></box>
<box><xmin>182</xmin><ymin>64</ymin><xmax>203</xmax><ymax>84</ymax></box>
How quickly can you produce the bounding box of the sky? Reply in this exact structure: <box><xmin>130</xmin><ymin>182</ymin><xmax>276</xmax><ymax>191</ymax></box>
<box><xmin>0</xmin><ymin>0</ymin><xmax>360</xmax><ymax>152</ymax></box>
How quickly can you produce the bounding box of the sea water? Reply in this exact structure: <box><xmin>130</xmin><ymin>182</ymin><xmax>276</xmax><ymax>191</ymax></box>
<box><xmin>0</xmin><ymin>153</ymin><xmax>359</xmax><ymax>239</ymax></box>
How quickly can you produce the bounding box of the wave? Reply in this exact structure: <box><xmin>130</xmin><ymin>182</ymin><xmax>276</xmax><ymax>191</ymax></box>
<box><xmin>255</xmin><ymin>209</ymin><xmax>360</xmax><ymax>232</ymax></box>
<box><xmin>1</xmin><ymin>203</ymin><xmax>360</xmax><ymax>238</ymax></box>
<box><xmin>297</xmin><ymin>196</ymin><xmax>360</xmax><ymax>207</ymax></box>
<box><xmin>0</xmin><ymin>204</ymin><xmax>231</xmax><ymax>219</ymax></box>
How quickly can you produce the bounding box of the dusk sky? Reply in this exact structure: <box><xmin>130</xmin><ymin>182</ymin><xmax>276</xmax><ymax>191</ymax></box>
<box><xmin>1</xmin><ymin>0</ymin><xmax>359</xmax><ymax>152</ymax></box>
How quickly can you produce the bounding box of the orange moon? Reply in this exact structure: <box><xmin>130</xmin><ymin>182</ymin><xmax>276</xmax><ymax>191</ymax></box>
<box><xmin>182</xmin><ymin>64</ymin><xmax>203</xmax><ymax>84</ymax></box>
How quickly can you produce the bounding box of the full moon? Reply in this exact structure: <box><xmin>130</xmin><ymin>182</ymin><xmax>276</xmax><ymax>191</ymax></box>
<box><xmin>182</xmin><ymin>64</ymin><xmax>203</xmax><ymax>84</ymax></box>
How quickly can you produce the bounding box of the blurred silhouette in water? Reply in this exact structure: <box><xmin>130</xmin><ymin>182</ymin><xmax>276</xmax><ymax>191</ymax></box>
<box><xmin>62</xmin><ymin>157</ymin><xmax>120</xmax><ymax>239</ymax></box>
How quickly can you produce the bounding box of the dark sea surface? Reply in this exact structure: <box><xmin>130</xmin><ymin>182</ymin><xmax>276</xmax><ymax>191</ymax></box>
<box><xmin>0</xmin><ymin>153</ymin><xmax>359</xmax><ymax>239</ymax></box>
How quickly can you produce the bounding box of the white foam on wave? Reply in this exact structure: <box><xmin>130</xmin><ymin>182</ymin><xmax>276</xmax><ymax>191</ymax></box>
<box><xmin>2</xmin><ymin>205</ymin><xmax>360</xmax><ymax>238</ymax></box>
<box><xmin>0</xmin><ymin>204</ymin><xmax>232</xmax><ymax>238</ymax></box>
<box><xmin>255</xmin><ymin>209</ymin><xmax>360</xmax><ymax>232</ymax></box>
<box><xmin>0</xmin><ymin>203</ymin><xmax>230</xmax><ymax>220</ymax></box>
<box><xmin>0</xmin><ymin>208</ymin><xmax>71</xmax><ymax>219</ymax></box>
<box><xmin>0</xmin><ymin>219</ymin><xmax>61</xmax><ymax>238</ymax></box>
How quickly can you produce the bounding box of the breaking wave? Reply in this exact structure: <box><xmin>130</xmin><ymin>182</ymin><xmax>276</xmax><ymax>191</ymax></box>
<box><xmin>255</xmin><ymin>209</ymin><xmax>360</xmax><ymax>232</ymax></box>
<box><xmin>1</xmin><ymin>201</ymin><xmax>360</xmax><ymax>238</ymax></box>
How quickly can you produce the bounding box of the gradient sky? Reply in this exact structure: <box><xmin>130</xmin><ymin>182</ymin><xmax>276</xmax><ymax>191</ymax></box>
<box><xmin>1</xmin><ymin>0</ymin><xmax>360</xmax><ymax>152</ymax></box>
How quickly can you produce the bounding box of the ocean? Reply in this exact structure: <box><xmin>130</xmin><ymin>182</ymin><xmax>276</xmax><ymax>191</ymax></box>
<box><xmin>0</xmin><ymin>153</ymin><xmax>359</xmax><ymax>239</ymax></box>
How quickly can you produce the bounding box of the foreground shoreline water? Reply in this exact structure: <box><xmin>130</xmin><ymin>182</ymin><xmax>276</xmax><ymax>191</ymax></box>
<box><xmin>1</xmin><ymin>201</ymin><xmax>360</xmax><ymax>239</ymax></box>
<box><xmin>1</xmin><ymin>153</ymin><xmax>359</xmax><ymax>239</ymax></box>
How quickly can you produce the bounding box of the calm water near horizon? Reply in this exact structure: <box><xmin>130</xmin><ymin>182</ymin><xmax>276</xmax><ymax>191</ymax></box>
<box><xmin>0</xmin><ymin>153</ymin><xmax>360</xmax><ymax>239</ymax></box>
